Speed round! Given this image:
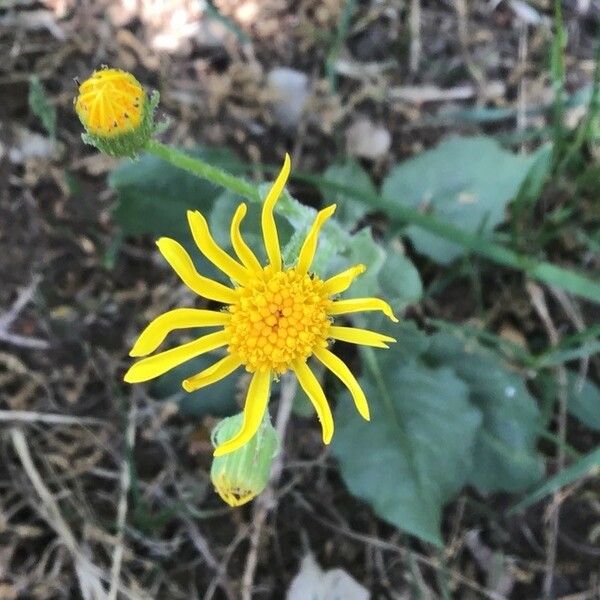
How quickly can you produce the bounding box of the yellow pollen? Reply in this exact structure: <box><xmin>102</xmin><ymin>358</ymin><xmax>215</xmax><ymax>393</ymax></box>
<box><xmin>226</xmin><ymin>267</ymin><xmax>332</xmax><ymax>375</ymax></box>
<box><xmin>74</xmin><ymin>68</ymin><xmax>145</xmax><ymax>138</ymax></box>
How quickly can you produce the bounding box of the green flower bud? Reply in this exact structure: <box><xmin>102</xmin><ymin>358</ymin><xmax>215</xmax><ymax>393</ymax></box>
<box><xmin>210</xmin><ymin>412</ymin><xmax>279</xmax><ymax>507</ymax></box>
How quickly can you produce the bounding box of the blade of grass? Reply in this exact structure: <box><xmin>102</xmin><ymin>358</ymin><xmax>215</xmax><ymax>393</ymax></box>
<box><xmin>558</xmin><ymin>29</ymin><xmax>600</xmax><ymax>172</ymax></box>
<box><xmin>551</xmin><ymin>0</ymin><xmax>567</xmax><ymax>163</ymax></box>
<box><xmin>509</xmin><ymin>445</ymin><xmax>600</xmax><ymax>513</ymax></box>
<box><xmin>204</xmin><ymin>0</ymin><xmax>251</xmax><ymax>45</ymax></box>
<box><xmin>411</xmin><ymin>87</ymin><xmax>590</xmax><ymax>128</ymax></box>
<box><xmin>424</xmin><ymin>317</ymin><xmax>536</xmax><ymax>367</ymax></box>
<box><xmin>325</xmin><ymin>0</ymin><xmax>357</xmax><ymax>90</ymax></box>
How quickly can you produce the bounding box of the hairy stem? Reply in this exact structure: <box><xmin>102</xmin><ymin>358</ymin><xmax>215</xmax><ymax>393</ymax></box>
<box><xmin>145</xmin><ymin>139</ymin><xmax>259</xmax><ymax>202</ymax></box>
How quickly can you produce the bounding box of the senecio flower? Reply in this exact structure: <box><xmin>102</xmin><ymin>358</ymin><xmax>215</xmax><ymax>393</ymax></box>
<box><xmin>74</xmin><ymin>67</ymin><xmax>157</xmax><ymax>157</ymax></box>
<box><xmin>124</xmin><ymin>155</ymin><xmax>397</xmax><ymax>456</ymax></box>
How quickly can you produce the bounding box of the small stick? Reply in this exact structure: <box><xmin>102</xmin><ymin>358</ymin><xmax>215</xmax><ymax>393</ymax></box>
<box><xmin>0</xmin><ymin>409</ymin><xmax>105</xmax><ymax>426</ymax></box>
<box><xmin>409</xmin><ymin>0</ymin><xmax>421</xmax><ymax>74</ymax></box>
<box><xmin>107</xmin><ymin>401</ymin><xmax>136</xmax><ymax>600</ymax></box>
<box><xmin>240</xmin><ymin>373</ymin><xmax>297</xmax><ymax>600</ymax></box>
<box><xmin>0</xmin><ymin>275</ymin><xmax>49</xmax><ymax>350</ymax></box>
<box><xmin>527</xmin><ymin>282</ymin><xmax>568</xmax><ymax>598</ymax></box>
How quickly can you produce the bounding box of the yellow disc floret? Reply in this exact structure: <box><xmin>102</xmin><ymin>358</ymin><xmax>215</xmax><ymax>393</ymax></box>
<box><xmin>226</xmin><ymin>267</ymin><xmax>332</xmax><ymax>375</ymax></box>
<box><xmin>75</xmin><ymin>68</ymin><xmax>144</xmax><ymax>138</ymax></box>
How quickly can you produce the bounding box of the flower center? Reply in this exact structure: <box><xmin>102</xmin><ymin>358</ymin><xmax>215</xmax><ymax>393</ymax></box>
<box><xmin>226</xmin><ymin>267</ymin><xmax>332</xmax><ymax>374</ymax></box>
<box><xmin>75</xmin><ymin>68</ymin><xmax>145</xmax><ymax>138</ymax></box>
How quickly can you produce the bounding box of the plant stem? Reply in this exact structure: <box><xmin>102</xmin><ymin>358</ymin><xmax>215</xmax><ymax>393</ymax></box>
<box><xmin>145</xmin><ymin>139</ymin><xmax>259</xmax><ymax>202</ymax></box>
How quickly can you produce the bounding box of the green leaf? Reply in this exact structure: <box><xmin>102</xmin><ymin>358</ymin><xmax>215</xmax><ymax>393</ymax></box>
<box><xmin>320</xmin><ymin>160</ymin><xmax>377</xmax><ymax>226</ymax></box>
<box><xmin>423</xmin><ymin>333</ymin><xmax>544</xmax><ymax>492</ymax></box>
<box><xmin>29</xmin><ymin>76</ymin><xmax>56</xmax><ymax>138</ymax></box>
<box><xmin>377</xmin><ymin>250</ymin><xmax>423</xmax><ymax>310</ymax></box>
<box><xmin>566</xmin><ymin>370</ymin><xmax>600</xmax><ymax>431</ymax></box>
<box><xmin>368</xmin><ymin>318</ymin><xmax>431</xmax><ymax>367</ymax></box>
<box><xmin>513</xmin><ymin>144</ymin><xmax>553</xmax><ymax>209</ymax></box>
<box><xmin>510</xmin><ymin>445</ymin><xmax>600</xmax><ymax>513</ymax></box>
<box><xmin>333</xmin><ymin>363</ymin><xmax>481</xmax><ymax>546</ymax></box>
<box><xmin>150</xmin><ymin>351</ymin><xmax>239</xmax><ymax>417</ymax></box>
<box><xmin>380</xmin><ymin>137</ymin><xmax>537</xmax><ymax>264</ymax></box>
<box><xmin>110</xmin><ymin>147</ymin><xmax>238</xmax><ymax>240</ymax></box>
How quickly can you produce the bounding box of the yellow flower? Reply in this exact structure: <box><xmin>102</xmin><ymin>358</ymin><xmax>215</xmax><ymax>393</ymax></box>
<box><xmin>124</xmin><ymin>155</ymin><xmax>398</xmax><ymax>457</ymax></box>
<box><xmin>74</xmin><ymin>67</ymin><xmax>158</xmax><ymax>157</ymax></box>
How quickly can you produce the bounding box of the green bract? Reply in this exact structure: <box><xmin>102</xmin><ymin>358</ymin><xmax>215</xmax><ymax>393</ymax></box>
<box><xmin>210</xmin><ymin>412</ymin><xmax>279</xmax><ymax>506</ymax></box>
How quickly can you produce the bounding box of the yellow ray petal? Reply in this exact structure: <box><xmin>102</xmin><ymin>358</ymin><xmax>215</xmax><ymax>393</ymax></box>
<box><xmin>230</xmin><ymin>203</ymin><xmax>262</xmax><ymax>273</ymax></box>
<box><xmin>187</xmin><ymin>210</ymin><xmax>250</xmax><ymax>284</ymax></box>
<box><xmin>124</xmin><ymin>330</ymin><xmax>229</xmax><ymax>383</ymax></box>
<box><xmin>213</xmin><ymin>370</ymin><xmax>272</xmax><ymax>457</ymax></box>
<box><xmin>323</xmin><ymin>264</ymin><xmax>366</xmax><ymax>296</ymax></box>
<box><xmin>182</xmin><ymin>354</ymin><xmax>241</xmax><ymax>392</ymax></box>
<box><xmin>329</xmin><ymin>325</ymin><xmax>396</xmax><ymax>348</ymax></box>
<box><xmin>329</xmin><ymin>298</ymin><xmax>399</xmax><ymax>322</ymax></box>
<box><xmin>261</xmin><ymin>153</ymin><xmax>291</xmax><ymax>271</ymax></box>
<box><xmin>296</xmin><ymin>204</ymin><xmax>337</xmax><ymax>274</ymax></box>
<box><xmin>156</xmin><ymin>238</ymin><xmax>237</xmax><ymax>304</ymax></box>
<box><xmin>314</xmin><ymin>347</ymin><xmax>370</xmax><ymax>421</ymax></box>
<box><xmin>130</xmin><ymin>308</ymin><xmax>230</xmax><ymax>357</ymax></box>
<box><xmin>293</xmin><ymin>360</ymin><xmax>334</xmax><ymax>444</ymax></box>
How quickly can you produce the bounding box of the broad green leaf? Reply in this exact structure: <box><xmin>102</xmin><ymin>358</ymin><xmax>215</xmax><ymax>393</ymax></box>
<box><xmin>566</xmin><ymin>370</ymin><xmax>600</xmax><ymax>431</ymax></box>
<box><xmin>380</xmin><ymin>137</ymin><xmax>537</xmax><ymax>264</ymax></box>
<box><xmin>110</xmin><ymin>147</ymin><xmax>238</xmax><ymax>240</ymax></box>
<box><xmin>320</xmin><ymin>160</ymin><xmax>377</xmax><ymax>226</ymax></box>
<box><xmin>29</xmin><ymin>76</ymin><xmax>56</xmax><ymax>138</ymax></box>
<box><xmin>373</xmin><ymin>319</ymin><xmax>431</xmax><ymax>366</ymax></box>
<box><xmin>150</xmin><ymin>351</ymin><xmax>239</xmax><ymax>417</ymax></box>
<box><xmin>377</xmin><ymin>251</ymin><xmax>423</xmax><ymax>310</ymax></box>
<box><xmin>333</xmin><ymin>362</ymin><xmax>481</xmax><ymax>546</ymax></box>
<box><xmin>423</xmin><ymin>333</ymin><xmax>544</xmax><ymax>492</ymax></box>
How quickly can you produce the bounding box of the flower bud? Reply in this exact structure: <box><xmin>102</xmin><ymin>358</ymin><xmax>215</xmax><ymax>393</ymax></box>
<box><xmin>74</xmin><ymin>67</ymin><xmax>159</xmax><ymax>158</ymax></box>
<box><xmin>210</xmin><ymin>413</ymin><xmax>279</xmax><ymax>507</ymax></box>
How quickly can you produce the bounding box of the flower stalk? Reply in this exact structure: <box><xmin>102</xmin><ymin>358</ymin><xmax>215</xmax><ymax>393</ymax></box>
<box><xmin>145</xmin><ymin>139</ymin><xmax>259</xmax><ymax>203</ymax></box>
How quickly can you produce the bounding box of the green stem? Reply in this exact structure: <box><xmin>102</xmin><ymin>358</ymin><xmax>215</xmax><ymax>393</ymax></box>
<box><xmin>145</xmin><ymin>139</ymin><xmax>259</xmax><ymax>202</ymax></box>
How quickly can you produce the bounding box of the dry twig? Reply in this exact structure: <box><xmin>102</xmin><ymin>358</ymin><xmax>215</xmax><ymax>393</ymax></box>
<box><xmin>240</xmin><ymin>373</ymin><xmax>297</xmax><ymax>600</ymax></box>
<box><xmin>527</xmin><ymin>282</ymin><xmax>569</xmax><ymax>598</ymax></box>
<box><xmin>107</xmin><ymin>401</ymin><xmax>136</xmax><ymax>600</ymax></box>
<box><xmin>0</xmin><ymin>276</ymin><xmax>48</xmax><ymax>350</ymax></box>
